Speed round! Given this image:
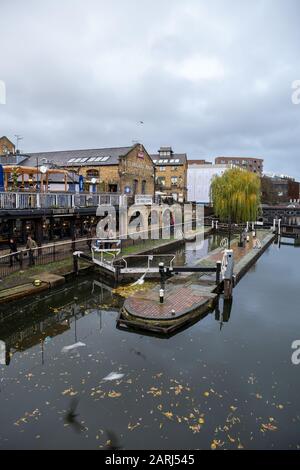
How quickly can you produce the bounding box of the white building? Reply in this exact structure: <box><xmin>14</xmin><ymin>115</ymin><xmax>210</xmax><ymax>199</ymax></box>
<box><xmin>188</xmin><ymin>163</ymin><xmax>233</xmax><ymax>204</ymax></box>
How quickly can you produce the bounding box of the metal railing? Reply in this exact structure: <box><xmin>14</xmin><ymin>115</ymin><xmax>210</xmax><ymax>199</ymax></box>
<box><xmin>0</xmin><ymin>238</ymin><xmax>96</xmax><ymax>281</ymax></box>
<box><xmin>0</xmin><ymin>192</ymin><xmax>122</xmax><ymax>210</ymax></box>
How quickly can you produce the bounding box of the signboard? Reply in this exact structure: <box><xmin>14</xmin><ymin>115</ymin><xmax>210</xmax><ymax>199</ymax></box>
<box><xmin>0</xmin><ymin>164</ymin><xmax>4</xmax><ymax>192</ymax></box>
<box><xmin>135</xmin><ymin>195</ymin><xmax>153</xmax><ymax>205</ymax></box>
<box><xmin>79</xmin><ymin>175</ymin><xmax>84</xmax><ymax>192</ymax></box>
<box><xmin>125</xmin><ymin>186</ymin><xmax>131</xmax><ymax>194</ymax></box>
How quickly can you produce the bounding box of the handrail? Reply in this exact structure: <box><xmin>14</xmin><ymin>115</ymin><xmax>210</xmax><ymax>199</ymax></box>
<box><xmin>0</xmin><ymin>192</ymin><xmax>123</xmax><ymax>210</ymax></box>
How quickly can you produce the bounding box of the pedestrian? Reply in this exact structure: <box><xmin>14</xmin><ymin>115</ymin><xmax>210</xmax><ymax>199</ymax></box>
<box><xmin>26</xmin><ymin>235</ymin><xmax>37</xmax><ymax>266</ymax></box>
<box><xmin>8</xmin><ymin>238</ymin><xmax>19</xmax><ymax>267</ymax></box>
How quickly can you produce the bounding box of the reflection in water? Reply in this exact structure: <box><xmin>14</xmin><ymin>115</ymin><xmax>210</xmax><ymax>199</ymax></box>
<box><xmin>0</xmin><ymin>240</ymin><xmax>299</xmax><ymax>450</ymax></box>
<box><xmin>215</xmin><ymin>298</ymin><xmax>233</xmax><ymax>331</ymax></box>
<box><xmin>0</xmin><ymin>280</ymin><xmax>122</xmax><ymax>367</ymax></box>
<box><xmin>64</xmin><ymin>398</ymin><xmax>85</xmax><ymax>434</ymax></box>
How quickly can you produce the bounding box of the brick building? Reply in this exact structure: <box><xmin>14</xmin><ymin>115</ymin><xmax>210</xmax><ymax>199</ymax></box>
<box><xmin>151</xmin><ymin>147</ymin><xmax>187</xmax><ymax>203</ymax></box>
<box><xmin>262</xmin><ymin>174</ymin><xmax>300</xmax><ymax>203</ymax></box>
<box><xmin>215</xmin><ymin>156</ymin><xmax>263</xmax><ymax>174</ymax></box>
<box><xmin>22</xmin><ymin>143</ymin><xmax>155</xmax><ymax>198</ymax></box>
<box><xmin>0</xmin><ymin>136</ymin><xmax>15</xmax><ymax>156</ymax></box>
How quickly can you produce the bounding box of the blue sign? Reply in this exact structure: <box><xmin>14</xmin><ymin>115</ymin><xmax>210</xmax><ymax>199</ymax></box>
<box><xmin>125</xmin><ymin>186</ymin><xmax>131</xmax><ymax>194</ymax></box>
<box><xmin>79</xmin><ymin>175</ymin><xmax>84</xmax><ymax>192</ymax></box>
<box><xmin>0</xmin><ymin>165</ymin><xmax>4</xmax><ymax>192</ymax></box>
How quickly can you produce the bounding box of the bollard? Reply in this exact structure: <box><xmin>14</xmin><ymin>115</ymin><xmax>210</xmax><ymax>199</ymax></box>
<box><xmin>159</xmin><ymin>262</ymin><xmax>165</xmax><ymax>304</ymax></box>
<box><xmin>159</xmin><ymin>288</ymin><xmax>164</xmax><ymax>304</ymax></box>
<box><xmin>73</xmin><ymin>254</ymin><xmax>79</xmax><ymax>275</ymax></box>
<box><xmin>278</xmin><ymin>219</ymin><xmax>281</xmax><ymax>236</ymax></box>
<box><xmin>222</xmin><ymin>249</ymin><xmax>234</xmax><ymax>300</ymax></box>
<box><xmin>159</xmin><ymin>262</ymin><xmax>165</xmax><ymax>288</ymax></box>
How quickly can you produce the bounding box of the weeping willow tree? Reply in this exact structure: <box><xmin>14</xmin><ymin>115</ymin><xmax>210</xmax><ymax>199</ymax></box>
<box><xmin>210</xmin><ymin>168</ymin><xmax>261</xmax><ymax>245</ymax></box>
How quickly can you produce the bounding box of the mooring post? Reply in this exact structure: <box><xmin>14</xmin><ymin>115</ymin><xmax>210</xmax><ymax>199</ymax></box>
<box><xmin>216</xmin><ymin>261</ymin><xmax>222</xmax><ymax>285</ymax></box>
<box><xmin>223</xmin><ymin>249</ymin><xmax>234</xmax><ymax>300</ymax></box>
<box><xmin>115</xmin><ymin>265</ymin><xmax>120</xmax><ymax>287</ymax></box>
<box><xmin>73</xmin><ymin>254</ymin><xmax>79</xmax><ymax>276</ymax></box>
<box><xmin>159</xmin><ymin>262</ymin><xmax>165</xmax><ymax>304</ymax></box>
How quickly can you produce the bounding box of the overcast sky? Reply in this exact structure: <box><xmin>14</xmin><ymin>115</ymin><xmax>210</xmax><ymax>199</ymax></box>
<box><xmin>1</xmin><ymin>0</ymin><xmax>300</xmax><ymax>178</ymax></box>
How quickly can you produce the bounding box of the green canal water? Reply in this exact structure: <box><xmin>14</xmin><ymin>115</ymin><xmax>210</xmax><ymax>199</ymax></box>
<box><xmin>0</xmin><ymin>237</ymin><xmax>299</xmax><ymax>450</ymax></box>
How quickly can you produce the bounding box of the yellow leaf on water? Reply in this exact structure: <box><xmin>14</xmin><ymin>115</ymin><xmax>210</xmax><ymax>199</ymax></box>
<box><xmin>108</xmin><ymin>391</ymin><xmax>122</xmax><ymax>398</ymax></box>
<box><xmin>189</xmin><ymin>424</ymin><xmax>201</xmax><ymax>434</ymax></box>
<box><xmin>162</xmin><ymin>412</ymin><xmax>173</xmax><ymax>420</ymax></box>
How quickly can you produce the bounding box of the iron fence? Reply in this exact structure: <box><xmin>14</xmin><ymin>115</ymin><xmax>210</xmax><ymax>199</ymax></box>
<box><xmin>0</xmin><ymin>238</ymin><xmax>95</xmax><ymax>281</ymax></box>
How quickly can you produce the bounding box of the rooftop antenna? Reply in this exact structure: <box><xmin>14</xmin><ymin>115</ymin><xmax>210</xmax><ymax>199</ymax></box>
<box><xmin>14</xmin><ymin>134</ymin><xmax>23</xmax><ymax>153</ymax></box>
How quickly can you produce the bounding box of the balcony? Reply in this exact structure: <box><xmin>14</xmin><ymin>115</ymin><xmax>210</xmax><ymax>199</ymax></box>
<box><xmin>0</xmin><ymin>192</ymin><xmax>122</xmax><ymax>211</ymax></box>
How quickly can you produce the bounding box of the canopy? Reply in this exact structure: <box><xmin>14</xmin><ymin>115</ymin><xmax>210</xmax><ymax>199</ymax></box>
<box><xmin>2</xmin><ymin>165</ymin><xmax>69</xmax><ymax>192</ymax></box>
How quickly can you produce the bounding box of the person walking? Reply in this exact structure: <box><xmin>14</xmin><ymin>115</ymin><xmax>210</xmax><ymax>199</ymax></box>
<box><xmin>26</xmin><ymin>235</ymin><xmax>37</xmax><ymax>266</ymax></box>
<box><xmin>8</xmin><ymin>238</ymin><xmax>19</xmax><ymax>267</ymax></box>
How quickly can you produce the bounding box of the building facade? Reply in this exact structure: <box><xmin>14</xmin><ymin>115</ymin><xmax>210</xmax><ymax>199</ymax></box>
<box><xmin>151</xmin><ymin>147</ymin><xmax>187</xmax><ymax>203</ymax></box>
<box><xmin>215</xmin><ymin>156</ymin><xmax>263</xmax><ymax>174</ymax></box>
<box><xmin>22</xmin><ymin>143</ymin><xmax>155</xmax><ymax>198</ymax></box>
<box><xmin>0</xmin><ymin>143</ymin><xmax>155</xmax><ymax>247</ymax></box>
<box><xmin>262</xmin><ymin>175</ymin><xmax>300</xmax><ymax>203</ymax></box>
<box><xmin>0</xmin><ymin>136</ymin><xmax>15</xmax><ymax>156</ymax></box>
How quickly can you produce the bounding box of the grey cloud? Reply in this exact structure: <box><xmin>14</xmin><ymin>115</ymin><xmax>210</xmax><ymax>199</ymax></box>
<box><xmin>0</xmin><ymin>0</ymin><xmax>300</xmax><ymax>178</ymax></box>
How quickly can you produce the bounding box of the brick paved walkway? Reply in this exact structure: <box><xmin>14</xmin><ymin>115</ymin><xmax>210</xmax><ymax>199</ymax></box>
<box><xmin>122</xmin><ymin>231</ymin><xmax>273</xmax><ymax>325</ymax></box>
<box><xmin>124</xmin><ymin>284</ymin><xmax>215</xmax><ymax>320</ymax></box>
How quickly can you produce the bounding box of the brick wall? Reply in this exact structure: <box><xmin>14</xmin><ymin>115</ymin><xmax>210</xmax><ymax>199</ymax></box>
<box><xmin>155</xmin><ymin>162</ymin><xmax>187</xmax><ymax>202</ymax></box>
<box><xmin>63</xmin><ymin>145</ymin><xmax>155</xmax><ymax>196</ymax></box>
<box><xmin>0</xmin><ymin>136</ymin><xmax>15</xmax><ymax>155</ymax></box>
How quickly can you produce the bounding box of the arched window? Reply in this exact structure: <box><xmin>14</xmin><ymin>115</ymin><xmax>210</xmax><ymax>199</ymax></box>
<box><xmin>141</xmin><ymin>180</ymin><xmax>146</xmax><ymax>194</ymax></box>
<box><xmin>133</xmin><ymin>179</ymin><xmax>138</xmax><ymax>194</ymax></box>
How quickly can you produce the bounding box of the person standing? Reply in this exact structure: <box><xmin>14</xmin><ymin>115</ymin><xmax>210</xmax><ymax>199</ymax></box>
<box><xmin>26</xmin><ymin>235</ymin><xmax>37</xmax><ymax>266</ymax></box>
<box><xmin>8</xmin><ymin>238</ymin><xmax>19</xmax><ymax>267</ymax></box>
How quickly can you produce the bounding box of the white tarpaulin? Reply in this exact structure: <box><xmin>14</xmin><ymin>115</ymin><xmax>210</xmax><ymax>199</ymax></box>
<box><xmin>188</xmin><ymin>164</ymin><xmax>232</xmax><ymax>204</ymax></box>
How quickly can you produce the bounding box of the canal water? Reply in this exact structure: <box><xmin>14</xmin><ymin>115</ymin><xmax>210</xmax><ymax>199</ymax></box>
<box><xmin>0</xmin><ymin>237</ymin><xmax>299</xmax><ymax>450</ymax></box>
